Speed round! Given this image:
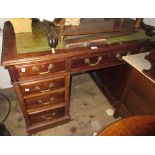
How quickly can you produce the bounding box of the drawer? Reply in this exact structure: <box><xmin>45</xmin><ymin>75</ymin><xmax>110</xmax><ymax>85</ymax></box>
<box><xmin>20</xmin><ymin>77</ymin><xmax>65</xmax><ymax>96</ymax></box>
<box><xmin>29</xmin><ymin>107</ymin><xmax>65</xmax><ymax>125</ymax></box>
<box><xmin>25</xmin><ymin>91</ymin><xmax>65</xmax><ymax>110</ymax></box>
<box><xmin>15</xmin><ymin>59</ymin><xmax>66</xmax><ymax>79</ymax></box>
<box><xmin>71</xmin><ymin>52</ymin><xmax>129</xmax><ymax>72</ymax></box>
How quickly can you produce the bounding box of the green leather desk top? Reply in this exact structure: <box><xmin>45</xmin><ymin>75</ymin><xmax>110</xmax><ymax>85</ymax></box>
<box><xmin>15</xmin><ymin>22</ymin><xmax>151</xmax><ymax>54</ymax></box>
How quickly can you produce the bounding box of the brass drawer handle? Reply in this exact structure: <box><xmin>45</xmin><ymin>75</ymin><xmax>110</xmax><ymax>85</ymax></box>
<box><xmin>50</xmin><ymin>97</ymin><xmax>54</xmax><ymax>102</ymax></box>
<box><xmin>32</xmin><ymin>64</ymin><xmax>55</xmax><ymax>75</ymax></box>
<box><xmin>42</xmin><ymin>112</ymin><xmax>57</xmax><ymax>120</ymax></box>
<box><xmin>116</xmin><ymin>53</ymin><xmax>123</xmax><ymax>60</ymax></box>
<box><xmin>49</xmin><ymin>83</ymin><xmax>55</xmax><ymax>88</ymax></box>
<box><xmin>37</xmin><ymin>97</ymin><xmax>54</xmax><ymax>105</ymax></box>
<box><xmin>127</xmin><ymin>52</ymin><xmax>131</xmax><ymax>56</ymax></box>
<box><xmin>84</xmin><ymin>56</ymin><xmax>103</xmax><ymax>67</ymax></box>
<box><xmin>34</xmin><ymin>86</ymin><xmax>41</xmax><ymax>91</ymax></box>
<box><xmin>37</xmin><ymin>99</ymin><xmax>50</xmax><ymax>105</ymax></box>
<box><xmin>40</xmin><ymin>83</ymin><xmax>54</xmax><ymax>93</ymax></box>
<box><xmin>25</xmin><ymin>85</ymin><xmax>41</xmax><ymax>92</ymax></box>
<box><xmin>38</xmin><ymin>99</ymin><xmax>43</xmax><ymax>104</ymax></box>
<box><xmin>38</xmin><ymin>99</ymin><xmax>49</xmax><ymax>105</ymax></box>
<box><xmin>116</xmin><ymin>52</ymin><xmax>132</xmax><ymax>61</ymax></box>
<box><xmin>40</xmin><ymin>89</ymin><xmax>51</xmax><ymax>93</ymax></box>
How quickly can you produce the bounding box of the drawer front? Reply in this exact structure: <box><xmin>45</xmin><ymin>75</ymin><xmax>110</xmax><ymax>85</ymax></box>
<box><xmin>20</xmin><ymin>77</ymin><xmax>65</xmax><ymax>96</ymax></box>
<box><xmin>25</xmin><ymin>91</ymin><xmax>65</xmax><ymax>110</ymax></box>
<box><xmin>15</xmin><ymin>60</ymin><xmax>66</xmax><ymax>79</ymax></box>
<box><xmin>29</xmin><ymin>107</ymin><xmax>65</xmax><ymax>125</ymax></box>
<box><xmin>71</xmin><ymin>52</ymin><xmax>128</xmax><ymax>72</ymax></box>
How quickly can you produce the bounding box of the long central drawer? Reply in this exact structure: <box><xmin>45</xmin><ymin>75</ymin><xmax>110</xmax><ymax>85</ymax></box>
<box><xmin>71</xmin><ymin>50</ymin><xmax>140</xmax><ymax>73</ymax></box>
<box><xmin>71</xmin><ymin>52</ymin><xmax>124</xmax><ymax>72</ymax></box>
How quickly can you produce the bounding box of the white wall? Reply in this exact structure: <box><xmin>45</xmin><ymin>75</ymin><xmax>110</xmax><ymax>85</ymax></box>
<box><xmin>143</xmin><ymin>18</ymin><xmax>155</xmax><ymax>26</ymax></box>
<box><xmin>0</xmin><ymin>18</ymin><xmax>155</xmax><ymax>89</ymax></box>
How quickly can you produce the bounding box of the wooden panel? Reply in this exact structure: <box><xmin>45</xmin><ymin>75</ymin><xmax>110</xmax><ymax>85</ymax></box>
<box><xmin>90</xmin><ymin>64</ymin><xmax>132</xmax><ymax>107</ymax></box>
<box><xmin>90</xmin><ymin>44</ymin><xmax>153</xmax><ymax>108</ymax></box>
<box><xmin>25</xmin><ymin>91</ymin><xmax>65</xmax><ymax>110</ymax></box>
<box><xmin>118</xmin><ymin>69</ymin><xmax>155</xmax><ymax>116</ymax></box>
<box><xmin>29</xmin><ymin>107</ymin><xmax>65</xmax><ymax>125</ymax></box>
<box><xmin>20</xmin><ymin>77</ymin><xmax>65</xmax><ymax>96</ymax></box>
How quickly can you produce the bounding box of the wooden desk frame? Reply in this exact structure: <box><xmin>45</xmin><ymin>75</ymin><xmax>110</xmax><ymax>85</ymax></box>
<box><xmin>1</xmin><ymin>21</ymin><xmax>155</xmax><ymax>134</ymax></box>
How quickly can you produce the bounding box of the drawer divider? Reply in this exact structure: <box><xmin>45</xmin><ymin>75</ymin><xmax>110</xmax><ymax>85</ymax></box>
<box><xmin>23</xmin><ymin>88</ymin><xmax>65</xmax><ymax>99</ymax></box>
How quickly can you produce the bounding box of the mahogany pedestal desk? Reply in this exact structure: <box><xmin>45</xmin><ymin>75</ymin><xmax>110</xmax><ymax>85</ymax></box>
<box><xmin>1</xmin><ymin>21</ymin><xmax>154</xmax><ymax>134</ymax></box>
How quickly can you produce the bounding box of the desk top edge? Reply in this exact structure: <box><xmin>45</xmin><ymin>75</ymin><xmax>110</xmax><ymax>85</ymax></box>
<box><xmin>1</xmin><ymin>21</ymin><xmax>152</xmax><ymax>67</ymax></box>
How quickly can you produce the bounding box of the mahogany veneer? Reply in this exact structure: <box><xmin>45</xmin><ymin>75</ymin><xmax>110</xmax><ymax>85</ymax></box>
<box><xmin>114</xmin><ymin>68</ymin><xmax>155</xmax><ymax>118</ymax></box>
<box><xmin>98</xmin><ymin>115</ymin><xmax>155</xmax><ymax>136</ymax></box>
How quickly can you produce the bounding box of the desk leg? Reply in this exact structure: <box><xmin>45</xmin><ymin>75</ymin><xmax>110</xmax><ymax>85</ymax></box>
<box><xmin>113</xmin><ymin>102</ymin><xmax>122</xmax><ymax>118</ymax></box>
<box><xmin>65</xmin><ymin>73</ymin><xmax>71</xmax><ymax>117</ymax></box>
